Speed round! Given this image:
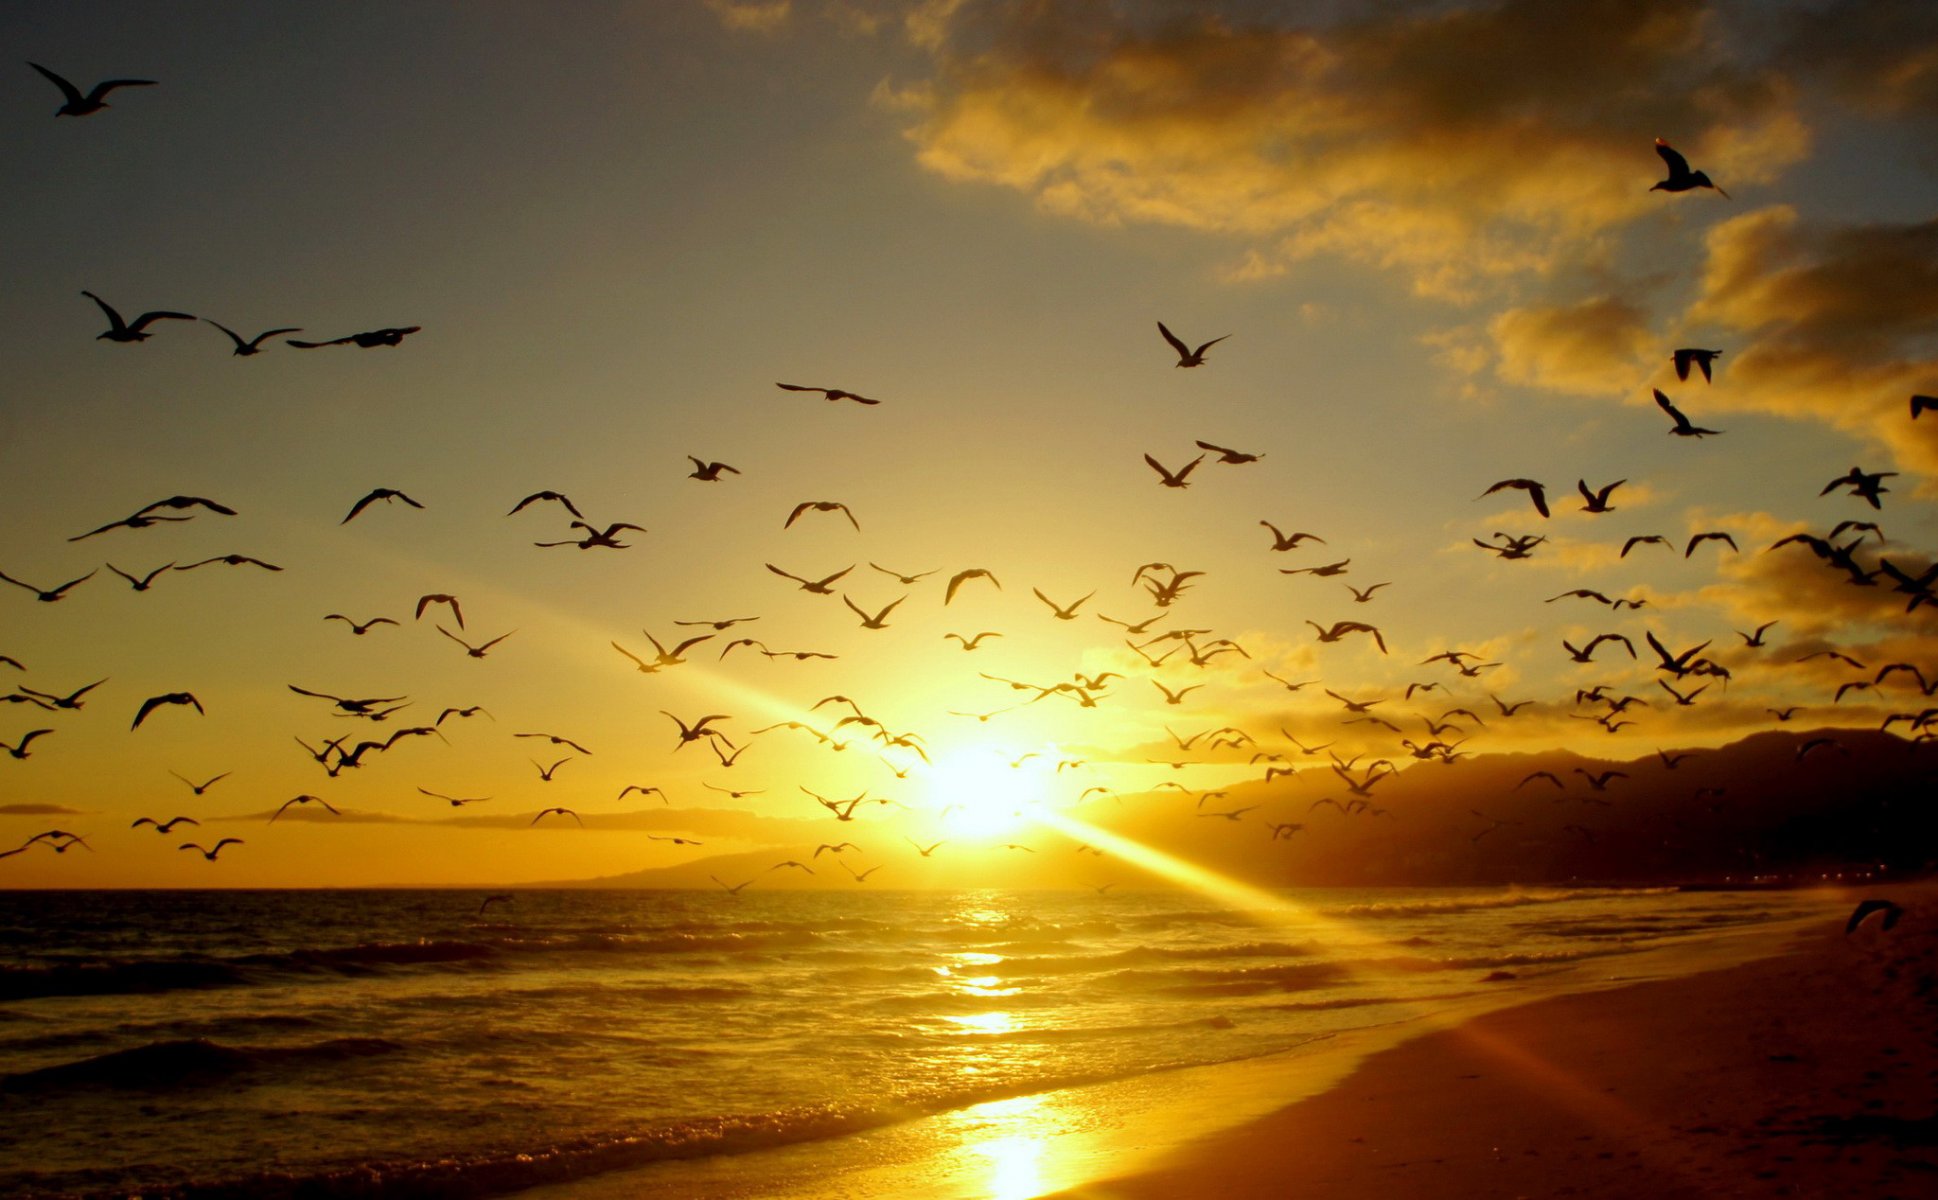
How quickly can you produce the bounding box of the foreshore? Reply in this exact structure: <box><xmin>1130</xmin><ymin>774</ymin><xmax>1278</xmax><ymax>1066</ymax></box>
<box><xmin>1041</xmin><ymin>884</ymin><xmax>1937</xmax><ymax>1200</ymax></box>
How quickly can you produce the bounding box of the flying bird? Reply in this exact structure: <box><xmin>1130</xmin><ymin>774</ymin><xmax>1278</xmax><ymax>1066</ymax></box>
<box><xmin>1157</xmin><ymin>321</ymin><xmax>1228</xmax><ymax>367</ymax></box>
<box><xmin>1260</xmin><ymin>522</ymin><xmax>1325</xmax><ymax>551</ymax></box>
<box><xmin>1032</xmin><ymin>588</ymin><xmax>1094</xmax><ymax>620</ymax></box>
<box><xmin>687</xmin><ymin>457</ymin><xmax>740</xmax><ymax>481</ymax></box>
<box><xmin>765</xmin><ymin>563</ymin><xmax>853</xmax><ymax>594</ymax></box>
<box><xmin>131</xmin><ymin>692</ymin><xmax>202</xmax><ymax>729</ymax></box>
<box><xmin>81</xmin><ymin>291</ymin><xmax>193</xmax><ymax>342</ymax></box>
<box><xmin>133</xmin><ymin>815</ymin><xmax>200</xmax><ymax>833</ymax></box>
<box><xmin>288</xmin><ymin>327</ymin><xmax>420</xmax><ymax>349</ymax></box>
<box><xmin>1143</xmin><ymin>453</ymin><xmax>1203</xmax><ymax>488</ymax></box>
<box><xmin>777</xmin><ymin>383</ymin><xmax>881</xmax><ymax>405</ymax></box>
<box><xmin>342</xmin><ymin>488</ymin><xmax>424</xmax><ymax>523</ymax></box>
<box><xmin>439</xmin><ymin>627</ymin><xmax>513</xmax><ymax>658</ymax></box>
<box><xmin>1651</xmin><ymin>139</ymin><xmax>1729</xmax><ymax>198</ymax></box>
<box><xmin>1654</xmin><ymin>388</ymin><xmax>1721</xmax><ymax>437</ymax></box>
<box><xmin>1194</xmin><ymin>440</ymin><xmax>1264</xmax><ymax>464</ymax></box>
<box><xmin>784</xmin><ymin>502</ymin><xmax>859</xmax><ymax>530</ymax></box>
<box><xmin>28</xmin><ymin>62</ymin><xmax>156</xmax><ymax>116</ymax></box>
<box><xmin>1673</xmin><ymin>348</ymin><xmax>1722</xmax><ymax>383</ymax></box>
<box><xmin>169</xmin><ymin>770</ymin><xmax>230</xmax><ymax>795</ymax></box>
<box><xmin>1577</xmin><ymin>479</ymin><xmax>1625</xmax><ymax>513</ymax></box>
<box><xmin>325</xmin><ymin>614</ymin><xmax>398</xmax><ymax>636</ymax></box>
<box><xmin>1684</xmin><ymin>531</ymin><xmax>1738</xmax><ymax>557</ymax></box>
<box><xmin>1844</xmin><ymin>899</ymin><xmax>1905</xmax><ymax>934</ymax></box>
<box><xmin>180</xmin><ymin>839</ymin><xmax>244</xmax><ymax>861</ymax></box>
<box><xmin>205</xmin><ymin>320</ymin><xmax>301</xmax><ymax>356</ymax></box>
<box><xmin>530</xmin><ymin>807</ymin><xmax>584</xmax><ymax>826</ymax></box>
<box><xmin>944</xmin><ymin>568</ymin><xmax>1001</xmax><ymax>604</ymax></box>
<box><xmin>178</xmin><ymin>554</ymin><xmax>281</xmax><ymax>572</ymax></box>
<box><xmin>271</xmin><ymin>794</ymin><xmax>339</xmax><ymax>822</ymax></box>
<box><xmin>1478</xmin><ymin>479</ymin><xmax>1549</xmax><ymax>518</ymax></box>
<box><xmin>415</xmin><ymin>593</ymin><xmax>464</xmax><ymax>629</ymax></box>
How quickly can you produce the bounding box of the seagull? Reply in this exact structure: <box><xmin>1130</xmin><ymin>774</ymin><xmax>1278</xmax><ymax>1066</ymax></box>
<box><xmin>766</xmin><ymin>563</ymin><xmax>854</xmax><ymax>594</ymax></box>
<box><xmin>906</xmin><ymin>838</ymin><xmax>946</xmax><ymax>858</ymax></box>
<box><xmin>287</xmin><ymin>327</ymin><xmax>420</xmax><ymax>349</ymax></box>
<box><xmin>536</xmin><ymin>521</ymin><xmax>644</xmax><ymax>549</ymax></box>
<box><xmin>1345</xmin><ymin>582</ymin><xmax>1391</xmax><ymax>603</ymax></box>
<box><xmin>1673</xmin><ymin>348</ymin><xmax>1722</xmax><ymax>383</ymax></box>
<box><xmin>1260</xmin><ymin>522</ymin><xmax>1325</xmax><ymax>551</ymax></box>
<box><xmin>530</xmin><ymin>807</ymin><xmax>584</xmax><ymax>826</ymax></box>
<box><xmin>133</xmin><ymin>815</ymin><xmax>200</xmax><ymax>833</ymax></box>
<box><xmin>1157</xmin><ymin>321</ymin><xmax>1228</xmax><ymax>367</ymax></box>
<box><xmin>68</xmin><ymin>513</ymin><xmax>193</xmax><ymax>541</ymax></box>
<box><xmin>439</xmin><ymin>627</ymin><xmax>513</xmax><ymax>658</ymax></box>
<box><xmin>436</xmin><ymin>705</ymin><xmax>491</xmax><ymax>724</ymax></box>
<box><xmin>1308</xmin><ymin>620</ymin><xmax>1388</xmax><ymax>653</ymax></box>
<box><xmin>1478</xmin><ymin>479</ymin><xmax>1550</xmax><ymax>518</ymax></box>
<box><xmin>1913</xmin><ymin>395</ymin><xmax>1937</xmax><ymax>419</ymax></box>
<box><xmin>1820</xmin><ymin>466</ymin><xmax>1897</xmax><ymax>510</ymax></box>
<box><xmin>1738</xmin><ymin>620</ymin><xmax>1778</xmax><ymax>647</ymax></box>
<box><xmin>325</xmin><ymin>614</ymin><xmax>398</xmax><ymax>636</ymax></box>
<box><xmin>785</xmin><ymin>501</ymin><xmax>859</xmax><ymax>530</ymax></box>
<box><xmin>1144</xmin><ymin>453</ymin><xmax>1203</xmax><ymax>488</ymax></box>
<box><xmin>507</xmin><ymin>491</ymin><xmax>584</xmax><ymax>519</ymax></box>
<box><xmin>177</xmin><ymin>554</ymin><xmax>281</xmax><ymax>572</ymax></box>
<box><xmin>478</xmin><ymin>894</ymin><xmax>515</xmax><ymax>915</ymax></box>
<box><xmin>1577</xmin><ymin>479</ymin><xmax>1625</xmax><ymax>513</ymax></box>
<box><xmin>17</xmin><ymin>679</ymin><xmax>105</xmax><ymax>710</ymax></box>
<box><xmin>1844</xmin><ymin>899</ymin><xmax>1905</xmax><ymax>934</ymax></box>
<box><xmin>1685</xmin><ymin>531</ymin><xmax>1738</xmax><ymax>557</ymax></box>
<box><xmin>944</xmin><ymin>568</ymin><xmax>1001</xmax><ymax>604</ymax></box>
<box><xmin>647</xmin><ymin>835</ymin><xmax>703</xmax><ymax>846</ymax></box>
<box><xmin>417</xmin><ymin>787</ymin><xmax>490</xmax><ymax>807</ymax></box>
<box><xmin>169</xmin><ymin>770</ymin><xmax>230</xmax><ymax>795</ymax></box>
<box><xmin>777</xmin><ymin>382</ymin><xmax>881</xmax><ymax>405</ymax></box>
<box><xmin>842</xmin><ymin>593</ymin><xmax>906</xmax><ymax>630</ymax></box>
<box><xmin>180</xmin><ymin>839</ymin><xmax>244</xmax><ymax>861</ymax></box>
<box><xmin>1654</xmin><ymin>388</ymin><xmax>1721</xmax><ymax>437</ymax></box>
<box><xmin>28</xmin><ymin>63</ymin><xmax>156</xmax><ymax>116</ymax></box>
<box><xmin>664</xmin><ymin>711</ymin><xmax>733</xmax><ymax>750</ymax></box>
<box><xmin>1153</xmin><ymin>680</ymin><xmax>1203</xmax><ymax>705</ymax></box>
<box><xmin>132</xmin><ymin>692</ymin><xmax>202</xmax><ymax>729</ymax></box>
<box><xmin>1033</xmin><ymin>588</ymin><xmax>1093</xmax><ymax>620</ymax></box>
<box><xmin>944</xmin><ymin>631</ymin><xmax>1002</xmax><ymax>650</ymax></box>
<box><xmin>1279</xmin><ymin>560</ymin><xmax>1350</xmax><ymax>576</ymax></box>
<box><xmin>531</xmin><ymin>757</ymin><xmax>571</xmax><ymax>782</ymax></box>
<box><xmin>81</xmin><ymin>291</ymin><xmax>193</xmax><ymax>343</ymax></box>
<box><xmin>1194</xmin><ymin>440</ymin><xmax>1264</xmax><ymax>464</ymax></box>
<box><xmin>514</xmin><ymin>732</ymin><xmax>592</xmax><ymax>755</ymax></box>
<box><xmin>415</xmin><ymin>594</ymin><xmax>464</xmax><ymax>628</ymax></box>
<box><xmin>1621</xmin><ymin>535</ymin><xmax>1672</xmax><ymax>557</ymax></box>
<box><xmin>105</xmin><ymin>563</ymin><xmax>176</xmax><ymax>591</ymax></box>
<box><xmin>1651</xmin><ymin>139</ymin><xmax>1729</xmax><ymax>198</ymax></box>
<box><xmin>711</xmin><ymin>875</ymin><xmax>755</xmax><ymax>895</ymax></box>
<box><xmin>342</xmin><ymin>488</ymin><xmax>424</xmax><ymax>523</ymax></box>
<box><xmin>205</xmin><ymin>320</ymin><xmax>301</xmax><ymax>356</ymax></box>
<box><xmin>687</xmin><ymin>457</ymin><xmax>740</xmax><ymax>481</ymax></box>
<box><xmin>271</xmin><ymin>794</ymin><xmax>340</xmax><ymax>822</ymax></box>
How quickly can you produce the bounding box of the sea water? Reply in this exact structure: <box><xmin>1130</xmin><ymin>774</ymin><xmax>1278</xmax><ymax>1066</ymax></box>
<box><xmin>0</xmin><ymin>885</ymin><xmax>1831</xmax><ymax>1198</ymax></box>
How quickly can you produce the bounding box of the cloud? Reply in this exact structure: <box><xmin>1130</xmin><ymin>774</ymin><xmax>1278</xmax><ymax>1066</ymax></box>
<box><xmin>1676</xmin><ymin>205</ymin><xmax>1938</xmax><ymax>479</ymax></box>
<box><xmin>706</xmin><ymin>0</ymin><xmax>792</xmax><ymax>34</ymax></box>
<box><xmin>883</xmin><ymin>0</ymin><xmax>1807</xmax><ymax>299</ymax></box>
<box><xmin>0</xmin><ymin>803</ymin><xmax>83</xmax><ymax>816</ymax></box>
<box><xmin>1489</xmin><ymin>296</ymin><xmax>1655</xmax><ymax>396</ymax></box>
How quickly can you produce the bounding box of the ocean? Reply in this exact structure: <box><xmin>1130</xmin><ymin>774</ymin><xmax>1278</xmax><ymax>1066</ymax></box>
<box><xmin>0</xmin><ymin>885</ymin><xmax>1832</xmax><ymax>1199</ymax></box>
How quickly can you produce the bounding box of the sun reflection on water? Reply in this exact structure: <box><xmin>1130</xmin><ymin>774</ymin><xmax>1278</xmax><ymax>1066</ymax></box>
<box><xmin>953</xmin><ymin>1095</ymin><xmax>1051</xmax><ymax>1200</ymax></box>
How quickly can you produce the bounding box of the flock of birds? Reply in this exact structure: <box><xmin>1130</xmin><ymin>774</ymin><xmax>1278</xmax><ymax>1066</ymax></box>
<box><xmin>5</xmin><ymin>64</ymin><xmax>1937</xmax><ymax>891</ymax></box>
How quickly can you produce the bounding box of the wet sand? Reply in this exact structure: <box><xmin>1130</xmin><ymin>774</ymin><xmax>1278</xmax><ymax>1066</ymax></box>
<box><xmin>1045</xmin><ymin>886</ymin><xmax>1938</xmax><ymax>1200</ymax></box>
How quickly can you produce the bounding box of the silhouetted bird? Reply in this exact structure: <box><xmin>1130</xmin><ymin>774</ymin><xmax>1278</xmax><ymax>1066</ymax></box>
<box><xmin>82</xmin><ymin>291</ymin><xmax>192</xmax><ymax>342</ymax></box>
<box><xmin>288</xmin><ymin>327</ymin><xmax>420</xmax><ymax>349</ymax></box>
<box><xmin>28</xmin><ymin>63</ymin><xmax>155</xmax><ymax>116</ymax></box>
<box><xmin>1651</xmin><ymin>139</ymin><xmax>1729</xmax><ymax>198</ymax></box>
<box><xmin>206</xmin><ymin>320</ymin><xmax>300</xmax><ymax>356</ymax></box>
<box><xmin>1157</xmin><ymin>321</ymin><xmax>1228</xmax><ymax>367</ymax></box>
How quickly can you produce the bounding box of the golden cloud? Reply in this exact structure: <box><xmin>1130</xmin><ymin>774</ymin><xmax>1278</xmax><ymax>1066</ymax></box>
<box><xmin>883</xmin><ymin>0</ymin><xmax>1807</xmax><ymax>298</ymax></box>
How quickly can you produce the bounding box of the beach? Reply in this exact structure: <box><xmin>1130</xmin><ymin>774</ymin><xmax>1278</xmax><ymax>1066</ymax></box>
<box><xmin>1038</xmin><ymin>886</ymin><xmax>1937</xmax><ymax>1200</ymax></box>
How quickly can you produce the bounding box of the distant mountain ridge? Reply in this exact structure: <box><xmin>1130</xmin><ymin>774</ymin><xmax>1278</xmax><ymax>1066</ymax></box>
<box><xmin>547</xmin><ymin>728</ymin><xmax>1937</xmax><ymax>890</ymax></box>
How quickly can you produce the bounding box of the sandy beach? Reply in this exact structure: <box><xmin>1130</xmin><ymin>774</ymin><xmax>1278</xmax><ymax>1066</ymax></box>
<box><xmin>1043</xmin><ymin>886</ymin><xmax>1938</xmax><ymax>1200</ymax></box>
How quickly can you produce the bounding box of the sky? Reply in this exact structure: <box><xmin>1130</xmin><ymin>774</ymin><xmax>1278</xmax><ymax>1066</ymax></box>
<box><xmin>1</xmin><ymin>0</ymin><xmax>1935</xmax><ymax>889</ymax></box>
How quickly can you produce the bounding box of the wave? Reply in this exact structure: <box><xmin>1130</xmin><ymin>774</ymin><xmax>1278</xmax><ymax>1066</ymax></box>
<box><xmin>1323</xmin><ymin>886</ymin><xmax>1676</xmax><ymax>919</ymax></box>
<box><xmin>1</xmin><ymin>1035</ymin><xmax>404</xmax><ymax>1094</ymax></box>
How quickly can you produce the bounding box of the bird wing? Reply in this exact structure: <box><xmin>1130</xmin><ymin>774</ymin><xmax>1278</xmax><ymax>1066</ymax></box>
<box><xmin>1654</xmin><ymin>139</ymin><xmax>1691</xmax><ymax>177</ymax></box>
<box><xmin>1156</xmin><ymin>321</ymin><xmax>1190</xmax><ymax>357</ymax></box>
<box><xmin>81</xmin><ymin>290</ymin><xmax>127</xmax><ymax>331</ymax></box>
<box><xmin>27</xmin><ymin>62</ymin><xmax>85</xmax><ymax>105</ymax></box>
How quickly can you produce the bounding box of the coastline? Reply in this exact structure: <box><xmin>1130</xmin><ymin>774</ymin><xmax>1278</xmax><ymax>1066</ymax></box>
<box><xmin>1041</xmin><ymin>884</ymin><xmax>1938</xmax><ymax>1200</ymax></box>
<box><xmin>519</xmin><ymin>890</ymin><xmax>1882</xmax><ymax>1199</ymax></box>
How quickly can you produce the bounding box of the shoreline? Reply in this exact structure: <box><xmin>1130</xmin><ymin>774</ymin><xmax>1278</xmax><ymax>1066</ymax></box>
<box><xmin>519</xmin><ymin>894</ymin><xmax>1865</xmax><ymax>1199</ymax></box>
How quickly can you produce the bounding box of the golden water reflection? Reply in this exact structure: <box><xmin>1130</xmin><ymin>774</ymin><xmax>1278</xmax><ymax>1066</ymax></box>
<box><xmin>947</xmin><ymin>1095</ymin><xmax>1051</xmax><ymax>1200</ymax></box>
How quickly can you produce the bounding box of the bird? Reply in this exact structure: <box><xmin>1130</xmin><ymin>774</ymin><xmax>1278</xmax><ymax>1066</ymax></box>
<box><xmin>1562</xmin><ymin>634</ymin><xmax>1634</xmax><ymax>662</ymax></box>
<box><xmin>439</xmin><ymin>627</ymin><xmax>514</xmax><ymax>658</ymax></box>
<box><xmin>944</xmin><ymin>568</ymin><xmax>1001</xmax><ymax>604</ymax></box>
<box><xmin>133</xmin><ymin>815</ymin><xmax>199</xmax><ymax>833</ymax></box>
<box><xmin>1577</xmin><ymin>479</ymin><xmax>1625</xmax><ymax>513</ymax></box>
<box><xmin>1673</xmin><ymin>348</ymin><xmax>1722</xmax><ymax>383</ymax></box>
<box><xmin>530</xmin><ymin>807</ymin><xmax>584</xmax><ymax>826</ymax></box>
<box><xmin>325</xmin><ymin>614</ymin><xmax>399</xmax><ymax>636</ymax></box>
<box><xmin>287</xmin><ymin>327</ymin><xmax>421</xmax><ymax>349</ymax></box>
<box><xmin>271</xmin><ymin>794</ymin><xmax>339</xmax><ymax>822</ymax></box>
<box><xmin>1820</xmin><ymin>466</ymin><xmax>1898</xmax><ymax>510</ymax></box>
<box><xmin>477</xmin><ymin>894</ymin><xmax>515</xmax><ymax>915</ymax></box>
<box><xmin>647</xmin><ymin>835</ymin><xmax>703</xmax><ymax>846</ymax></box>
<box><xmin>1259</xmin><ymin>522</ymin><xmax>1325</xmax><ymax>552</ymax></box>
<box><xmin>536</xmin><ymin>520</ymin><xmax>646</xmax><ymax>549</ymax></box>
<box><xmin>1913</xmin><ymin>394</ymin><xmax>1937</xmax><ymax>419</ymax></box>
<box><xmin>287</xmin><ymin>685</ymin><xmax>407</xmax><ymax>715</ymax></box>
<box><xmin>81</xmin><ymin>291</ymin><xmax>193</xmax><ymax>343</ymax></box>
<box><xmin>17</xmin><ymin>679</ymin><xmax>105</xmax><ymax>710</ymax></box>
<box><xmin>618</xmin><ymin>785</ymin><xmax>668</xmax><ymax>803</ymax></box>
<box><xmin>106</xmin><ymin>563</ymin><xmax>176</xmax><ymax>591</ymax></box>
<box><xmin>68</xmin><ymin>512</ymin><xmax>193</xmax><ymax>541</ymax></box>
<box><xmin>842</xmin><ymin>594</ymin><xmax>905</xmax><ymax>630</ymax></box>
<box><xmin>169</xmin><ymin>770</ymin><xmax>230</xmax><ymax>795</ymax></box>
<box><xmin>766</xmin><ymin>563</ymin><xmax>854</xmax><ymax>594</ymax></box>
<box><xmin>1032</xmin><ymin>588</ymin><xmax>1093</xmax><ymax>620</ymax></box>
<box><xmin>1685</xmin><ymin>531</ymin><xmax>1738</xmax><ymax>557</ymax></box>
<box><xmin>1654</xmin><ymin>388</ymin><xmax>1721</xmax><ymax>437</ymax></box>
<box><xmin>711</xmin><ymin>875</ymin><xmax>755</xmax><ymax>895</ymax></box>
<box><xmin>418</xmin><ymin>787</ymin><xmax>489</xmax><ymax>807</ymax></box>
<box><xmin>785</xmin><ymin>501</ymin><xmax>859</xmax><ymax>530</ymax></box>
<box><xmin>664</xmin><ymin>711</ymin><xmax>733</xmax><ymax>750</ymax></box>
<box><xmin>1308</xmin><ymin>620</ymin><xmax>1388</xmax><ymax>653</ymax></box>
<box><xmin>436</xmin><ymin>705</ymin><xmax>492</xmax><ymax>725</ymax></box>
<box><xmin>1844</xmin><ymin>899</ymin><xmax>1905</xmax><ymax>934</ymax></box>
<box><xmin>687</xmin><ymin>457</ymin><xmax>740</xmax><ymax>481</ymax></box>
<box><xmin>28</xmin><ymin>63</ymin><xmax>156</xmax><ymax>116</ymax></box>
<box><xmin>132</xmin><ymin>692</ymin><xmax>202</xmax><ymax>729</ymax></box>
<box><xmin>531</xmin><ymin>758</ymin><xmax>571</xmax><ymax>782</ymax></box>
<box><xmin>342</xmin><ymin>488</ymin><xmax>424</xmax><ymax>523</ymax></box>
<box><xmin>1651</xmin><ymin>139</ymin><xmax>1729</xmax><ymax>198</ymax></box>
<box><xmin>507</xmin><ymin>491</ymin><xmax>584</xmax><ymax>519</ymax></box>
<box><xmin>1478</xmin><ymin>479</ymin><xmax>1550</xmax><ymax>517</ymax></box>
<box><xmin>1280</xmin><ymin>559</ymin><xmax>1351</xmax><ymax>577</ymax></box>
<box><xmin>1152</xmin><ymin>680</ymin><xmax>1202</xmax><ymax>705</ymax></box>
<box><xmin>0</xmin><ymin>568</ymin><xmax>95</xmax><ymax>603</ymax></box>
<box><xmin>205</xmin><ymin>320</ymin><xmax>301</xmax><ymax>356</ymax></box>
<box><xmin>1194</xmin><ymin>440</ymin><xmax>1264</xmax><ymax>464</ymax></box>
<box><xmin>1738</xmin><ymin>620</ymin><xmax>1778</xmax><ymax>647</ymax></box>
<box><xmin>180</xmin><ymin>839</ymin><xmax>244</xmax><ymax>861</ymax></box>
<box><xmin>514</xmin><ymin>732</ymin><xmax>593</xmax><ymax>755</ymax></box>
<box><xmin>906</xmin><ymin>838</ymin><xmax>946</xmax><ymax>858</ymax></box>
<box><xmin>177</xmin><ymin>554</ymin><xmax>281</xmax><ymax>572</ymax></box>
<box><xmin>1157</xmin><ymin>321</ymin><xmax>1228</xmax><ymax>367</ymax></box>
<box><xmin>1143</xmin><ymin>453</ymin><xmax>1203</xmax><ymax>488</ymax></box>
<box><xmin>944</xmin><ymin>631</ymin><xmax>1001</xmax><ymax>650</ymax></box>
<box><xmin>1345</xmin><ymin>582</ymin><xmax>1391</xmax><ymax>603</ymax></box>
<box><xmin>414</xmin><ymin>594</ymin><xmax>464</xmax><ymax>629</ymax></box>
<box><xmin>777</xmin><ymin>382</ymin><xmax>881</xmax><ymax>405</ymax></box>
<box><xmin>1621</xmin><ymin>535</ymin><xmax>1672</xmax><ymax>557</ymax></box>
<box><xmin>637</xmin><ymin>629</ymin><xmax>713</xmax><ymax>667</ymax></box>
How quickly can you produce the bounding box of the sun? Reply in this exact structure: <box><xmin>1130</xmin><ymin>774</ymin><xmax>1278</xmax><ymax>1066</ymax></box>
<box><xmin>920</xmin><ymin>745</ymin><xmax>1058</xmax><ymax>840</ymax></box>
